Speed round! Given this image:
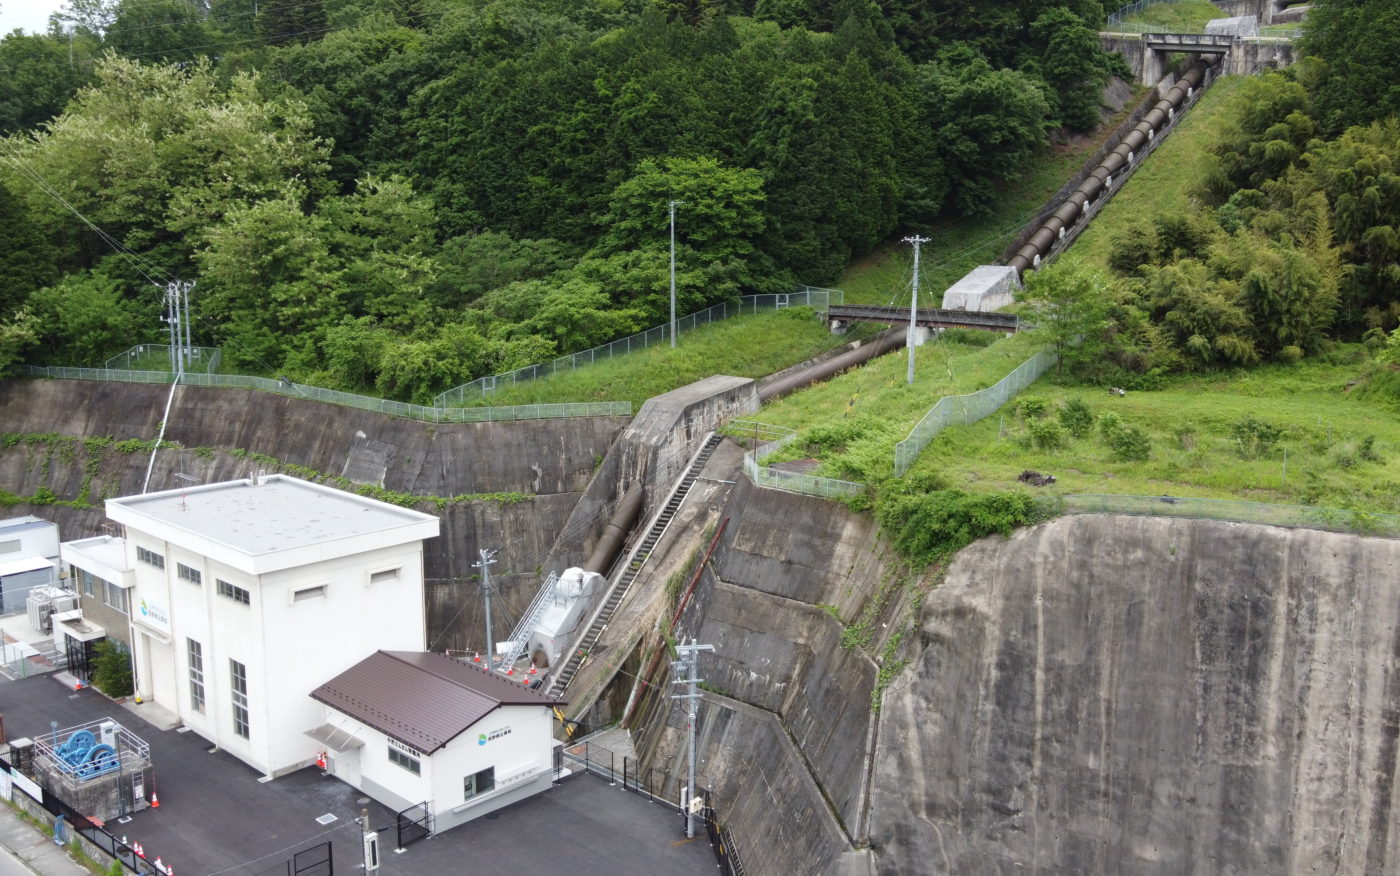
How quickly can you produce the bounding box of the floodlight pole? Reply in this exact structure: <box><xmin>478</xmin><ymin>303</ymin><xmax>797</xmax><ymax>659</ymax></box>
<box><xmin>474</xmin><ymin>548</ymin><xmax>499</xmax><ymax>670</ymax></box>
<box><xmin>669</xmin><ymin>200</ymin><xmax>683</xmax><ymax>348</ymax></box>
<box><xmin>672</xmin><ymin>639</ymin><xmax>714</xmax><ymax>838</ymax></box>
<box><xmin>903</xmin><ymin>235</ymin><xmax>930</xmax><ymax>385</ymax></box>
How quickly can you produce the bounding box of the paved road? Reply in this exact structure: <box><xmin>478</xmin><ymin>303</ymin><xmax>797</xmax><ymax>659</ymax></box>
<box><xmin>0</xmin><ymin>843</ymin><xmax>35</xmax><ymax>876</ymax></box>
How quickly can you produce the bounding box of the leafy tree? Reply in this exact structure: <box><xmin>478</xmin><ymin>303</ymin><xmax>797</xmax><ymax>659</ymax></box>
<box><xmin>1017</xmin><ymin>261</ymin><xmax>1111</xmax><ymax>375</ymax></box>
<box><xmin>1029</xmin><ymin>6</ymin><xmax>1107</xmax><ymax>131</ymax></box>
<box><xmin>258</xmin><ymin>0</ymin><xmax>328</xmax><ymax>46</ymax></box>
<box><xmin>0</xmin><ymin>31</ymin><xmax>98</xmax><ymax>134</ymax></box>
<box><xmin>593</xmin><ymin>156</ymin><xmax>767</xmax><ymax>282</ymax></box>
<box><xmin>27</xmin><ymin>269</ymin><xmax>149</xmax><ymax>365</ymax></box>
<box><xmin>431</xmin><ymin>232</ymin><xmax>575</xmax><ymax>309</ymax></box>
<box><xmin>915</xmin><ymin>45</ymin><xmax>1051</xmax><ymax>216</ymax></box>
<box><xmin>107</xmin><ymin>0</ymin><xmax>215</xmax><ymax>62</ymax></box>
<box><xmin>91</xmin><ymin>639</ymin><xmax>134</xmax><ymax>697</ymax></box>
<box><xmin>1300</xmin><ymin>0</ymin><xmax>1400</xmax><ymax>133</ymax></box>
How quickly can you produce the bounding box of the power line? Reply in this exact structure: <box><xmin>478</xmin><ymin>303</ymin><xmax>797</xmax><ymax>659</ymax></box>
<box><xmin>2</xmin><ymin>153</ymin><xmax>177</xmax><ymax>286</ymax></box>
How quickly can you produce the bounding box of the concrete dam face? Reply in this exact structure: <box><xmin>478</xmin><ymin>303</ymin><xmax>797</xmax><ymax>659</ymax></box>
<box><xmin>871</xmin><ymin>514</ymin><xmax>1400</xmax><ymax>874</ymax></box>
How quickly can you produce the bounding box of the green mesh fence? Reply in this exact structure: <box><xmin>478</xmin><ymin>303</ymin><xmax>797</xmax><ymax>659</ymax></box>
<box><xmin>21</xmin><ymin>366</ymin><xmax>630</xmax><ymax>423</ymax></box>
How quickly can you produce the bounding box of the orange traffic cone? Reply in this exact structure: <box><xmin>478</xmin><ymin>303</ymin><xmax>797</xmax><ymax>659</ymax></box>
<box><xmin>134</xmin><ymin>841</ymin><xmax>144</xmax><ymax>858</ymax></box>
<box><xmin>155</xmin><ymin>857</ymin><xmax>163</xmax><ymax>870</ymax></box>
<box><xmin>150</xmin><ymin>792</ymin><xmax>160</xmax><ymax>809</ymax></box>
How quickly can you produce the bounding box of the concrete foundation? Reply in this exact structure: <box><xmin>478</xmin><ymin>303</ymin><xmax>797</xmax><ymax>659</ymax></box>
<box><xmin>941</xmin><ymin>265</ymin><xmax>1020</xmax><ymax>311</ymax></box>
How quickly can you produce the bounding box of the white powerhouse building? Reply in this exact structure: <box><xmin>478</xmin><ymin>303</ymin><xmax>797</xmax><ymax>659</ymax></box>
<box><xmin>107</xmin><ymin>474</ymin><xmax>438</xmax><ymax>778</ymax></box>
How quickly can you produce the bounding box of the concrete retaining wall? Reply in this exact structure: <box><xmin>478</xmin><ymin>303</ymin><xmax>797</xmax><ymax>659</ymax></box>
<box><xmin>631</xmin><ymin>475</ymin><xmax>911</xmax><ymax>873</ymax></box>
<box><xmin>0</xmin><ymin>379</ymin><xmax>629</xmax><ymax>650</ymax></box>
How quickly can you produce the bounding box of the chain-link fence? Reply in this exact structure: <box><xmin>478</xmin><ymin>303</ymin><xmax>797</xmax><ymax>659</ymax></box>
<box><xmin>1105</xmin><ymin>0</ymin><xmax>1175</xmax><ymax>32</ymax></box>
<box><xmin>727</xmin><ymin>421</ymin><xmax>867</xmax><ymax>500</ymax></box>
<box><xmin>21</xmin><ymin>365</ymin><xmax>631</xmax><ymax>424</ymax></box>
<box><xmin>435</xmin><ymin>287</ymin><xmax>843</xmax><ymax>406</ymax></box>
<box><xmin>893</xmin><ymin>350</ymin><xmax>1057</xmax><ymax>476</ymax></box>
<box><xmin>1045</xmin><ymin>494</ymin><xmax>1400</xmax><ymax>538</ymax></box>
<box><xmin>105</xmin><ymin>344</ymin><xmax>222</xmax><ymax>374</ymax></box>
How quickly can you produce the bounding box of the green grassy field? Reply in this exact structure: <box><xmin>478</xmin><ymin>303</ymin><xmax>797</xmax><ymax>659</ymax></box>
<box><xmin>1061</xmin><ymin>74</ymin><xmax>1246</xmax><ymax>271</ymax></box>
<box><xmin>1112</xmin><ymin>0</ymin><xmax>1223</xmax><ymax>32</ymax></box>
<box><xmin>456</xmin><ymin>306</ymin><xmax>875</xmax><ymax>410</ymax></box>
<box><xmin>752</xmin><ymin>331</ymin><xmax>1045</xmax><ymax>481</ymax></box>
<box><xmin>904</xmin><ymin>351</ymin><xmax>1400</xmax><ymax>513</ymax></box>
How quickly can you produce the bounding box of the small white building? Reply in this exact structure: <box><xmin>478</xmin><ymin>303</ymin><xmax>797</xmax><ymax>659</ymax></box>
<box><xmin>309</xmin><ymin>650</ymin><xmax>564</xmax><ymax>831</ymax></box>
<box><xmin>105</xmin><ymin>474</ymin><xmax>439</xmax><ymax>778</ymax></box>
<box><xmin>0</xmin><ymin>516</ymin><xmax>61</xmax><ymax>614</ymax></box>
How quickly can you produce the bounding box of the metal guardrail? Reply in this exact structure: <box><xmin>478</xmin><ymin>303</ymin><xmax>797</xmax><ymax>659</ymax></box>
<box><xmin>435</xmin><ymin>287</ymin><xmax>843</xmax><ymax>405</ymax></box>
<box><xmin>893</xmin><ymin>350</ymin><xmax>1058</xmax><ymax>476</ymax></box>
<box><xmin>827</xmin><ymin>304</ymin><xmax>1024</xmax><ymax>332</ymax></box>
<box><xmin>1045</xmin><ymin>494</ymin><xmax>1400</xmax><ymax>538</ymax></box>
<box><xmin>20</xmin><ymin>365</ymin><xmax>631</xmax><ymax>424</ymax></box>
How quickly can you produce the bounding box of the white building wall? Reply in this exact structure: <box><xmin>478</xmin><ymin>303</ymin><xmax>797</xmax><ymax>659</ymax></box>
<box><xmin>322</xmin><ymin>703</ymin><xmax>557</xmax><ymax>832</ymax></box>
<box><xmin>125</xmin><ymin>531</ymin><xmax>428</xmax><ymax>777</ymax></box>
<box><xmin>261</xmin><ymin>544</ymin><xmax>426</xmax><ymax>776</ymax></box>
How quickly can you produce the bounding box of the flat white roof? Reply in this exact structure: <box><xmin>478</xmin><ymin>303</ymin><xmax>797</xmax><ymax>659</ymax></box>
<box><xmin>0</xmin><ymin>556</ymin><xmax>56</xmax><ymax>577</ymax></box>
<box><xmin>107</xmin><ymin>475</ymin><xmax>439</xmax><ymax>575</ymax></box>
<box><xmin>61</xmin><ymin>535</ymin><xmax>133</xmax><ymax>585</ymax></box>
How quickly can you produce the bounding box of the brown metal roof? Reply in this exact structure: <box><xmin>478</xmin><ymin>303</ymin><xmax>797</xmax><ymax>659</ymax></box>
<box><xmin>310</xmin><ymin>651</ymin><xmax>565</xmax><ymax>754</ymax></box>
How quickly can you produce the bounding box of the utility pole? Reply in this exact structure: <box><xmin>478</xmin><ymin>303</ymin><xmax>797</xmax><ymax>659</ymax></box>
<box><xmin>181</xmin><ymin>281</ymin><xmax>194</xmax><ymax>372</ymax></box>
<box><xmin>162</xmin><ymin>283</ymin><xmax>179</xmax><ymax>373</ymax></box>
<box><xmin>671</xmin><ymin>639</ymin><xmax>714</xmax><ymax>839</ymax></box>
<box><xmin>902</xmin><ymin>235</ymin><xmax>930</xmax><ymax>385</ymax></box>
<box><xmin>669</xmin><ymin>200</ymin><xmax>683</xmax><ymax>348</ymax></box>
<box><xmin>474</xmin><ymin>548</ymin><xmax>499</xmax><ymax>670</ymax></box>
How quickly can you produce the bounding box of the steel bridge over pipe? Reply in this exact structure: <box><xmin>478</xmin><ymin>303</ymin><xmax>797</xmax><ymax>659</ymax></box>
<box><xmin>827</xmin><ymin>304</ymin><xmax>1025</xmax><ymax>333</ymax></box>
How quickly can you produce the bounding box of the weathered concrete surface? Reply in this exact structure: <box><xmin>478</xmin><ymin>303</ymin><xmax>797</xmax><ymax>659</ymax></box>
<box><xmin>542</xmin><ymin>375</ymin><xmax>756</xmax><ymax>574</ymax></box>
<box><xmin>629</xmin><ymin>475</ymin><xmax>914</xmax><ymax>874</ymax></box>
<box><xmin>941</xmin><ymin>266</ymin><xmax>1019</xmax><ymax>312</ymax></box>
<box><xmin>871</xmin><ymin>514</ymin><xmax>1400</xmax><ymax>875</ymax></box>
<box><xmin>0</xmin><ymin>379</ymin><xmax>628</xmax><ymax>649</ymax></box>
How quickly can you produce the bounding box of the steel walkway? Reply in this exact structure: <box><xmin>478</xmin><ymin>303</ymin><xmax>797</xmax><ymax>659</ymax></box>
<box><xmin>547</xmin><ymin>432</ymin><xmax>724</xmax><ymax>698</ymax></box>
<box><xmin>827</xmin><ymin>304</ymin><xmax>1023</xmax><ymax>332</ymax></box>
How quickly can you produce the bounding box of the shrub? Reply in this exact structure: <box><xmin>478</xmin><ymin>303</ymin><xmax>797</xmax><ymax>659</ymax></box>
<box><xmin>1028</xmin><ymin>418</ymin><xmax>1067</xmax><ymax>450</ymax></box>
<box><xmin>1099</xmin><ymin>410</ymin><xmax>1123</xmax><ymax>440</ymax></box>
<box><xmin>1110</xmin><ymin>425</ymin><xmax>1151</xmax><ymax>461</ymax></box>
<box><xmin>1231</xmin><ymin>416</ymin><xmax>1284</xmax><ymax>459</ymax></box>
<box><xmin>91</xmin><ymin>640</ymin><xmax>134</xmax><ymax>697</ymax></box>
<box><xmin>1278</xmin><ymin>345</ymin><xmax>1304</xmax><ymax>363</ymax></box>
<box><xmin>1058</xmin><ymin>397</ymin><xmax>1095</xmax><ymax>438</ymax></box>
<box><xmin>1173</xmin><ymin>420</ymin><xmax>1197</xmax><ymax>450</ymax></box>
<box><xmin>1016</xmin><ymin>396</ymin><xmax>1049</xmax><ymax>420</ymax></box>
<box><xmin>876</xmin><ymin>488</ymin><xmax>1043</xmax><ymax>566</ymax></box>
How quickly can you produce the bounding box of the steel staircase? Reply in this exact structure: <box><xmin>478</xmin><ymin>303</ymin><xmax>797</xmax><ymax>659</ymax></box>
<box><xmin>547</xmin><ymin>432</ymin><xmax>723</xmax><ymax>698</ymax></box>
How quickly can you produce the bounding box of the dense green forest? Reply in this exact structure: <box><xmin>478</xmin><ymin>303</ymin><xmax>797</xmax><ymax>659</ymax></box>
<box><xmin>0</xmin><ymin>0</ymin><xmax>1123</xmax><ymax>401</ymax></box>
<box><xmin>1</xmin><ymin>0</ymin><xmax>1397</xmax><ymax>410</ymax></box>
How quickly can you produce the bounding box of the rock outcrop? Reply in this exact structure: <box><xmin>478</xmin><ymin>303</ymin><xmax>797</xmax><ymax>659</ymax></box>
<box><xmin>872</xmin><ymin>514</ymin><xmax>1400</xmax><ymax>874</ymax></box>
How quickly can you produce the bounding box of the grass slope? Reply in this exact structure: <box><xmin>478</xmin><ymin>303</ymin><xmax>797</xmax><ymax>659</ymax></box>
<box><xmin>906</xmin><ymin>351</ymin><xmax>1400</xmax><ymax>513</ymax></box>
<box><xmin>1113</xmin><ymin>0</ymin><xmax>1224</xmax><ymax>32</ymax></box>
<box><xmin>458</xmin><ymin>307</ymin><xmax>873</xmax><ymax>410</ymax></box>
<box><xmin>1063</xmin><ymin>74</ymin><xmax>1246</xmax><ymax>270</ymax></box>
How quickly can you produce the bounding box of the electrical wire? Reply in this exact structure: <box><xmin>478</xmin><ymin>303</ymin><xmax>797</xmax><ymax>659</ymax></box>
<box><xmin>2</xmin><ymin>153</ymin><xmax>178</xmax><ymax>287</ymax></box>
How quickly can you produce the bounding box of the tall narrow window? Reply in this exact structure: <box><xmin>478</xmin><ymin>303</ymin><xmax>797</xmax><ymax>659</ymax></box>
<box><xmin>104</xmin><ymin>581</ymin><xmax>128</xmax><ymax>615</ymax></box>
<box><xmin>230</xmin><ymin>659</ymin><xmax>249</xmax><ymax>739</ymax></box>
<box><xmin>188</xmin><ymin>639</ymin><xmax>205</xmax><ymax>713</ymax></box>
